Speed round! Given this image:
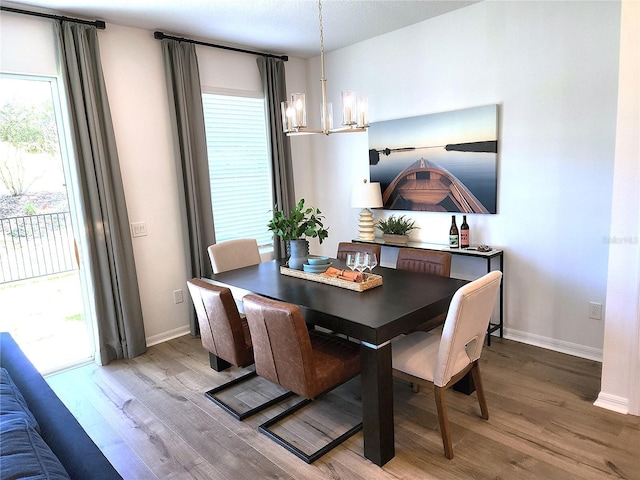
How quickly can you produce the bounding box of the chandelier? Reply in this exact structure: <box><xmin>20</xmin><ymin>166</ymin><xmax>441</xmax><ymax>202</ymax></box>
<box><xmin>281</xmin><ymin>0</ymin><xmax>369</xmax><ymax>136</ymax></box>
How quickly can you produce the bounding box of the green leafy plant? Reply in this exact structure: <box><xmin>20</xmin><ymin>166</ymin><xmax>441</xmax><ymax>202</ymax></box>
<box><xmin>24</xmin><ymin>203</ymin><xmax>37</xmax><ymax>215</ymax></box>
<box><xmin>375</xmin><ymin>214</ymin><xmax>419</xmax><ymax>235</ymax></box>
<box><xmin>267</xmin><ymin>199</ymin><xmax>329</xmax><ymax>244</ymax></box>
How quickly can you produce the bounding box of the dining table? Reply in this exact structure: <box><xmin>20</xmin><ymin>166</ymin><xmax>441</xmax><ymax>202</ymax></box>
<box><xmin>205</xmin><ymin>258</ymin><xmax>468</xmax><ymax>466</ymax></box>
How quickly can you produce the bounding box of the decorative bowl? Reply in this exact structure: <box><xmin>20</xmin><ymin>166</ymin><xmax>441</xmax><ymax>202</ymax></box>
<box><xmin>303</xmin><ymin>262</ymin><xmax>331</xmax><ymax>273</ymax></box>
<box><xmin>307</xmin><ymin>255</ymin><xmax>330</xmax><ymax>265</ymax></box>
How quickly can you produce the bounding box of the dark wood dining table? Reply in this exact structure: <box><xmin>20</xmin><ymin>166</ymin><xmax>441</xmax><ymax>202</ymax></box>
<box><xmin>206</xmin><ymin>259</ymin><xmax>468</xmax><ymax>466</ymax></box>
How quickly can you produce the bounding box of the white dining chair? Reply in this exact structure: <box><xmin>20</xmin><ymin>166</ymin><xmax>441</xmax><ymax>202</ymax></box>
<box><xmin>207</xmin><ymin>238</ymin><xmax>262</xmax><ymax>314</ymax></box>
<box><xmin>392</xmin><ymin>270</ymin><xmax>502</xmax><ymax>459</ymax></box>
<box><xmin>207</xmin><ymin>238</ymin><xmax>261</xmax><ymax>274</ymax></box>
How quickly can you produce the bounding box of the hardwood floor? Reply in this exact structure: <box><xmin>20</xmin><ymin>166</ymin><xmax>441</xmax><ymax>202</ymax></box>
<box><xmin>46</xmin><ymin>335</ymin><xmax>640</xmax><ymax>480</ymax></box>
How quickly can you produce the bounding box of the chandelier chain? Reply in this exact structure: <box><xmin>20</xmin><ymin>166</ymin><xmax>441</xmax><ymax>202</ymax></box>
<box><xmin>318</xmin><ymin>0</ymin><xmax>324</xmax><ymax>58</ymax></box>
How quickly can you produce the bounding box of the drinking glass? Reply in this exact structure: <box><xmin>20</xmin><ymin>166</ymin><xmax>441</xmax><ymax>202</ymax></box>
<box><xmin>346</xmin><ymin>253</ymin><xmax>357</xmax><ymax>272</ymax></box>
<box><xmin>365</xmin><ymin>253</ymin><xmax>377</xmax><ymax>273</ymax></box>
<box><xmin>355</xmin><ymin>252</ymin><xmax>367</xmax><ymax>280</ymax></box>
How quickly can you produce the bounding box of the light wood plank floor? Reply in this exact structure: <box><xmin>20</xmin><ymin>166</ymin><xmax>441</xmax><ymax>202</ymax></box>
<box><xmin>46</xmin><ymin>335</ymin><xmax>640</xmax><ymax>480</ymax></box>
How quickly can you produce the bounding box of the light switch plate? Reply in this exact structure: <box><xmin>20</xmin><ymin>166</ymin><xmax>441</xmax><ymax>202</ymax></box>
<box><xmin>131</xmin><ymin>222</ymin><xmax>147</xmax><ymax>237</ymax></box>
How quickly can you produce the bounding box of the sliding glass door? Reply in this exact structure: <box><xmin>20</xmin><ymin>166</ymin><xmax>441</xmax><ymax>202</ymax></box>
<box><xmin>0</xmin><ymin>74</ymin><xmax>95</xmax><ymax>373</ymax></box>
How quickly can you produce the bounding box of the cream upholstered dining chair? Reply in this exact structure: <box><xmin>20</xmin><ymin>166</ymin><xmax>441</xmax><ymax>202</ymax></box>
<box><xmin>207</xmin><ymin>238</ymin><xmax>261</xmax><ymax>274</ymax></box>
<box><xmin>207</xmin><ymin>238</ymin><xmax>262</xmax><ymax>313</ymax></box>
<box><xmin>392</xmin><ymin>270</ymin><xmax>502</xmax><ymax>459</ymax></box>
<box><xmin>186</xmin><ymin>279</ymin><xmax>293</xmax><ymax>420</ymax></box>
<box><xmin>242</xmin><ymin>293</ymin><xmax>362</xmax><ymax>463</ymax></box>
<box><xmin>336</xmin><ymin>242</ymin><xmax>381</xmax><ymax>262</ymax></box>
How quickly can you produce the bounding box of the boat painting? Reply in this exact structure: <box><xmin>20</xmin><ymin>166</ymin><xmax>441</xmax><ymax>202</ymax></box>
<box><xmin>382</xmin><ymin>158</ymin><xmax>489</xmax><ymax>213</ymax></box>
<box><xmin>369</xmin><ymin>105</ymin><xmax>498</xmax><ymax>214</ymax></box>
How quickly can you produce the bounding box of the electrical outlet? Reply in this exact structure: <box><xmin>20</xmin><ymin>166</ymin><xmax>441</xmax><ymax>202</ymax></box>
<box><xmin>173</xmin><ymin>289</ymin><xmax>184</xmax><ymax>304</ymax></box>
<box><xmin>589</xmin><ymin>302</ymin><xmax>602</xmax><ymax>320</ymax></box>
<box><xmin>131</xmin><ymin>222</ymin><xmax>147</xmax><ymax>238</ymax></box>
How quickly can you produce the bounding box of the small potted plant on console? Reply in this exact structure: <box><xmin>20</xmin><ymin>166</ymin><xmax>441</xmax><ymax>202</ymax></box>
<box><xmin>375</xmin><ymin>214</ymin><xmax>418</xmax><ymax>245</ymax></box>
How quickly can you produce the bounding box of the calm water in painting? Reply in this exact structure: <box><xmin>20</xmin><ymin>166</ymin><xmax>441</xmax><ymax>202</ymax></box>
<box><xmin>369</xmin><ymin>105</ymin><xmax>498</xmax><ymax>214</ymax></box>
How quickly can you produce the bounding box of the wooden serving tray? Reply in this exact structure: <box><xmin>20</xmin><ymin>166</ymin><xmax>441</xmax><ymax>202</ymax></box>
<box><xmin>280</xmin><ymin>266</ymin><xmax>383</xmax><ymax>292</ymax></box>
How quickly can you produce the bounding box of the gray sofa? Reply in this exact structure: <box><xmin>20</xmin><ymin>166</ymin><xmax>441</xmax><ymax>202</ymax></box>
<box><xmin>0</xmin><ymin>332</ymin><xmax>122</xmax><ymax>479</ymax></box>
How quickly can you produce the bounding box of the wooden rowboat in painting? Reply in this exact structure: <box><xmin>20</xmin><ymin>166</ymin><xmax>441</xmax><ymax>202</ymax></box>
<box><xmin>382</xmin><ymin>158</ymin><xmax>489</xmax><ymax>213</ymax></box>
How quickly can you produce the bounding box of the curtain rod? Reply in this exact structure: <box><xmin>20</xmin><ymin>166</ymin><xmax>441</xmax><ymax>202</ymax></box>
<box><xmin>0</xmin><ymin>6</ymin><xmax>106</xmax><ymax>29</ymax></box>
<box><xmin>154</xmin><ymin>31</ymin><xmax>288</xmax><ymax>62</ymax></box>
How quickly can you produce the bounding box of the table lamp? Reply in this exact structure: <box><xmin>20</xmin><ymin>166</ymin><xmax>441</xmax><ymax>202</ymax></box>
<box><xmin>351</xmin><ymin>179</ymin><xmax>383</xmax><ymax>241</ymax></box>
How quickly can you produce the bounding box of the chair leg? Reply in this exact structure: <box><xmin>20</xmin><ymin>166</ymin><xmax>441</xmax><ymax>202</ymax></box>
<box><xmin>205</xmin><ymin>370</ymin><xmax>295</xmax><ymax>420</ymax></box>
<box><xmin>434</xmin><ymin>385</ymin><xmax>454</xmax><ymax>459</ymax></box>
<box><xmin>470</xmin><ymin>361</ymin><xmax>489</xmax><ymax>420</ymax></box>
<box><xmin>411</xmin><ymin>382</ymin><xmax>420</xmax><ymax>393</ymax></box>
<box><xmin>259</xmin><ymin>397</ymin><xmax>363</xmax><ymax>464</ymax></box>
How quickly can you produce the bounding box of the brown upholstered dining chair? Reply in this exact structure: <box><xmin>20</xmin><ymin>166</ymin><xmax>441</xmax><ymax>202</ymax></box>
<box><xmin>392</xmin><ymin>271</ymin><xmax>502</xmax><ymax>459</ymax></box>
<box><xmin>186</xmin><ymin>278</ymin><xmax>293</xmax><ymax>420</ymax></box>
<box><xmin>336</xmin><ymin>241</ymin><xmax>381</xmax><ymax>262</ymax></box>
<box><xmin>396</xmin><ymin>248</ymin><xmax>453</xmax><ymax>335</ymax></box>
<box><xmin>395</xmin><ymin>247</ymin><xmax>452</xmax><ymax>277</ymax></box>
<box><xmin>242</xmin><ymin>294</ymin><xmax>362</xmax><ymax>464</ymax></box>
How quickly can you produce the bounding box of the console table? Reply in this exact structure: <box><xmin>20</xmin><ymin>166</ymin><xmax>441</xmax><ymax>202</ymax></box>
<box><xmin>354</xmin><ymin>239</ymin><xmax>504</xmax><ymax>344</ymax></box>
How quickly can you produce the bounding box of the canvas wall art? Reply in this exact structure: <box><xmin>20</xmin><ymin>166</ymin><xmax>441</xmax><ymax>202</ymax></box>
<box><xmin>369</xmin><ymin>105</ymin><xmax>498</xmax><ymax>214</ymax></box>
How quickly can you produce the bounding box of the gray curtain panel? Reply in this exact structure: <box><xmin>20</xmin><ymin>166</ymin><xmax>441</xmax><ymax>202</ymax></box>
<box><xmin>55</xmin><ymin>21</ymin><xmax>147</xmax><ymax>364</ymax></box>
<box><xmin>257</xmin><ymin>57</ymin><xmax>295</xmax><ymax>260</ymax></box>
<box><xmin>160</xmin><ymin>39</ymin><xmax>215</xmax><ymax>336</ymax></box>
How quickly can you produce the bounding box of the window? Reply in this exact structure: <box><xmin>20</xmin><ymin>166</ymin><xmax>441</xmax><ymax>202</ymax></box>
<box><xmin>202</xmin><ymin>92</ymin><xmax>274</xmax><ymax>250</ymax></box>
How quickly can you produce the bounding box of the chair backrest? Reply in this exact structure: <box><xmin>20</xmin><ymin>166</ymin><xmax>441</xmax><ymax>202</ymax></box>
<box><xmin>242</xmin><ymin>294</ymin><xmax>317</xmax><ymax>398</ymax></box>
<box><xmin>186</xmin><ymin>278</ymin><xmax>253</xmax><ymax>368</ymax></box>
<box><xmin>434</xmin><ymin>271</ymin><xmax>502</xmax><ymax>387</ymax></box>
<box><xmin>396</xmin><ymin>248</ymin><xmax>452</xmax><ymax>277</ymax></box>
<box><xmin>208</xmin><ymin>239</ymin><xmax>261</xmax><ymax>274</ymax></box>
<box><xmin>336</xmin><ymin>242</ymin><xmax>381</xmax><ymax>261</ymax></box>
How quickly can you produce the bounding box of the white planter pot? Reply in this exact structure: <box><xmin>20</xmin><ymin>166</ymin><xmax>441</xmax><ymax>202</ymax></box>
<box><xmin>382</xmin><ymin>234</ymin><xmax>409</xmax><ymax>245</ymax></box>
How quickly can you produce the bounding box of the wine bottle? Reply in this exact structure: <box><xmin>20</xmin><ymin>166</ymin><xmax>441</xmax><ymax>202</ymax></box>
<box><xmin>449</xmin><ymin>215</ymin><xmax>459</xmax><ymax>248</ymax></box>
<box><xmin>460</xmin><ymin>215</ymin><xmax>470</xmax><ymax>248</ymax></box>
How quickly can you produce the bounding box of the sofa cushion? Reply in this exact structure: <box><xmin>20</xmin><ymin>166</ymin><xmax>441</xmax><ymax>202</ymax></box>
<box><xmin>0</xmin><ymin>367</ymin><xmax>39</xmax><ymax>432</ymax></box>
<box><xmin>0</xmin><ymin>416</ymin><xmax>71</xmax><ymax>480</ymax></box>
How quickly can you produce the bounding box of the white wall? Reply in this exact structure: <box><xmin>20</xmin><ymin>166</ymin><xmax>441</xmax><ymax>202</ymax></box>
<box><xmin>96</xmin><ymin>25</ymin><xmax>190</xmax><ymax>344</ymax></box>
<box><xmin>0</xmin><ymin>13</ymin><xmax>57</xmax><ymax>75</ymax></box>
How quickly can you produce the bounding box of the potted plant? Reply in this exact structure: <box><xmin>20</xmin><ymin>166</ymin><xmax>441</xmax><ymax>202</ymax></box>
<box><xmin>375</xmin><ymin>214</ymin><xmax>419</xmax><ymax>245</ymax></box>
<box><xmin>267</xmin><ymin>199</ymin><xmax>329</xmax><ymax>269</ymax></box>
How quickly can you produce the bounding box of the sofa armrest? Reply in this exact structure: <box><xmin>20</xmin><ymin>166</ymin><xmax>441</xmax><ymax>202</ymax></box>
<box><xmin>0</xmin><ymin>333</ymin><xmax>122</xmax><ymax>480</ymax></box>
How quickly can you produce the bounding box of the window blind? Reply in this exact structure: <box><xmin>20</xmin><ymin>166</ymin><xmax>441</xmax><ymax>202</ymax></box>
<box><xmin>202</xmin><ymin>93</ymin><xmax>274</xmax><ymax>248</ymax></box>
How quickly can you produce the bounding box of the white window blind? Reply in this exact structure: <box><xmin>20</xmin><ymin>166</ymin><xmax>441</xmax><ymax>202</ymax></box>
<box><xmin>202</xmin><ymin>93</ymin><xmax>274</xmax><ymax>249</ymax></box>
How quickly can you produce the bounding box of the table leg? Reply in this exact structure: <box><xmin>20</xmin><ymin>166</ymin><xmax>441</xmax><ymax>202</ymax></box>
<box><xmin>360</xmin><ymin>341</ymin><xmax>395</xmax><ymax>466</ymax></box>
<box><xmin>452</xmin><ymin>371</ymin><xmax>475</xmax><ymax>395</ymax></box>
<box><xmin>209</xmin><ymin>352</ymin><xmax>230</xmax><ymax>371</ymax></box>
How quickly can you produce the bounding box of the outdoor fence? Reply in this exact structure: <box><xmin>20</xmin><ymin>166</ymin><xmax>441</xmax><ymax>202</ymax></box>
<box><xmin>0</xmin><ymin>212</ymin><xmax>76</xmax><ymax>283</ymax></box>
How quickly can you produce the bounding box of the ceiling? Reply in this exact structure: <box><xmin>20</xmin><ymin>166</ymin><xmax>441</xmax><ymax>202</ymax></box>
<box><xmin>2</xmin><ymin>0</ymin><xmax>480</xmax><ymax>58</ymax></box>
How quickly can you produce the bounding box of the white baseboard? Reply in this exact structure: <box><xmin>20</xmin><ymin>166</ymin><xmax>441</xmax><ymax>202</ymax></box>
<box><xmin>503</xmin><ymin>327</ymin><xmax>603</xmax><ymax>362</ymax></box>
<box><xmin>594</xmin><ymin>392</ymin><xmax>629</xmax><ymax>414</ymax></box>
<box><xmin>146</xmin><ymin>326</ymin><xmax>192</xmax><ymax>347</ymax></box>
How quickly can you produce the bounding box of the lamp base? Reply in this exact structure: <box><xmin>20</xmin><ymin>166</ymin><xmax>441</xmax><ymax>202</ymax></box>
<box><xmin>357</xmin><ymin>208</ymin><xmax>376</xmax><ymax>242</ymax></box>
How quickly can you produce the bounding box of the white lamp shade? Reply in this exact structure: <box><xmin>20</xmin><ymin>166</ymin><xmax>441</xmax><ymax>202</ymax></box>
<box><xmin>351</xmin><ymin>181</ymin><xmax>383</xmax><ymax>208</ymax></box>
